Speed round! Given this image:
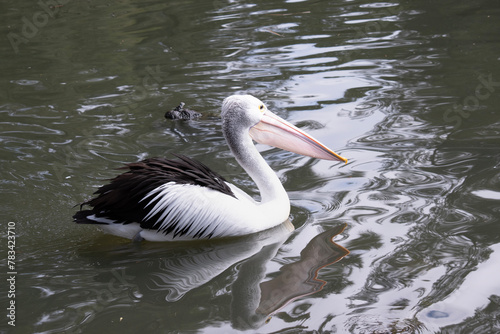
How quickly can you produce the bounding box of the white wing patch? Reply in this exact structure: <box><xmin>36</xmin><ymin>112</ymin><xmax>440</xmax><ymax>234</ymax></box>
<box><xmin>86</xmin><ymin>214</ymin><xmax>117</xmax><ymax>224</ymax></box>
<box><xmin>140</xmin><ymin>182</ymin><xmax>252</xmax><ymax>239</ymax></box>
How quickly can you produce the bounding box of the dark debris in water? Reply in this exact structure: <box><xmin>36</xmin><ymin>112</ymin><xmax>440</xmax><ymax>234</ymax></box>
<box><xmin>165</xmin><ymin>102</ymin><xmax>202</xmax><ymax>120</ymax></box>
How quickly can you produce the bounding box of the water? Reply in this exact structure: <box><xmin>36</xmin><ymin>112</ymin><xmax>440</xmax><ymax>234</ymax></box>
<box><xmin>1</xmin><ymin>0</ymin><xmax>500</xmax><ymax>333</ymax></box>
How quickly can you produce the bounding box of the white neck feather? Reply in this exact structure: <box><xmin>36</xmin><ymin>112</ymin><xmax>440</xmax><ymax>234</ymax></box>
<box><xmin>223</xmin><ymin>123</ymin><xmax>289</xmax><ymax>206</ymax></box>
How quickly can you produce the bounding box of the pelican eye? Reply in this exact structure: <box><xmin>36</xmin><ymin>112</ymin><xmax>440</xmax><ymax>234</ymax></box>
<box><xmin>259</xmin><ymin>104</ymin><xmax>265</xmax><ymax>112</ymax></box>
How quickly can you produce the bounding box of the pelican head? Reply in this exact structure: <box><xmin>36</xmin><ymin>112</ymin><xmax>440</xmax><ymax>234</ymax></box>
<box><xmin>222</xmin><ymin>95</ymin><xmax>347</xmax><ymax>163</ymax></box>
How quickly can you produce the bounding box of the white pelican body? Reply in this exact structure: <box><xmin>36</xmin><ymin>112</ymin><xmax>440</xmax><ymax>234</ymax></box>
<box><xmin>74</xmin><ymin>95</ymin><xmax>347</xmax><ymax>241</ymax></box>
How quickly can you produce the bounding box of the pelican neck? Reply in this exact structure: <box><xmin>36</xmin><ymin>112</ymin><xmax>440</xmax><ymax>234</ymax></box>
<box><xmin>223</xmin><ymin>125</ymin><xmax>288</xmax><ymax>204</ymax></box>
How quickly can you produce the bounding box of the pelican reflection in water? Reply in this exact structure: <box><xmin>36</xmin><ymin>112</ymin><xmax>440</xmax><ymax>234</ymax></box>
<box><xmin>79</xmin><ymin>222</ymin><xmax>349</xmax><ymax>330</ymax></box>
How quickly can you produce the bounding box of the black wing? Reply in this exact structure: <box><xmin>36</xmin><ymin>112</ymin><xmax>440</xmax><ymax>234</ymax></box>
<box><xmin>73</xmin><ymin>154</ymin><xmax>235</xmax><ymax>229</ymax></box>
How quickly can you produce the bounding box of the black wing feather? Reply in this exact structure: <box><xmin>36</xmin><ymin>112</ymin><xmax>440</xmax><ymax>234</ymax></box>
<box><xmin>73</xmin><ymin>155</ymin><xmax>235</xmax><ymax>233</ymax></box>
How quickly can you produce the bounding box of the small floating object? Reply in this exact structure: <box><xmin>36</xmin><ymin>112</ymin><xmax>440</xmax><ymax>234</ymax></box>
<box><xmin>165</xmin><ymin>102</ymin><xmax>201</xmax><ymax>120</ymax></box>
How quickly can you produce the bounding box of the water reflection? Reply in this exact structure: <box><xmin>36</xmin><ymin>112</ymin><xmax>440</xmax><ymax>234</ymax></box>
<box><xmin>257</xmin><ymin>224</ymin><xmax>349</xmax><ymax>315</ymax></box>
<box><xmin>2</xmin><ymin>0</ymin><xmax>500</xmax><ymax>332</ymax></box>
<box><xmin>233</xmin><ymin>223</ymin><xmax>349</xmax><ymax>329</ymax></box>
<box><xmin>74</xmin><ymin>221</ymin><xmax>349</xmax><ymax>331</ymax></box>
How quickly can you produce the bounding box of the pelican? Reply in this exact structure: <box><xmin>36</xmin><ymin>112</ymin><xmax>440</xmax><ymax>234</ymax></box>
<box><xmin>73</xmin><ymin>95</ymin><xmax>347</xmax><ymax>241</ymax></box>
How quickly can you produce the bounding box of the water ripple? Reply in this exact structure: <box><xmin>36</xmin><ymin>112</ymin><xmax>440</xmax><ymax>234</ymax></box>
<box><xmin>2</xmin><ymin>0</ymin><xmax>500</xmax><ymax>333</ymax></box>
